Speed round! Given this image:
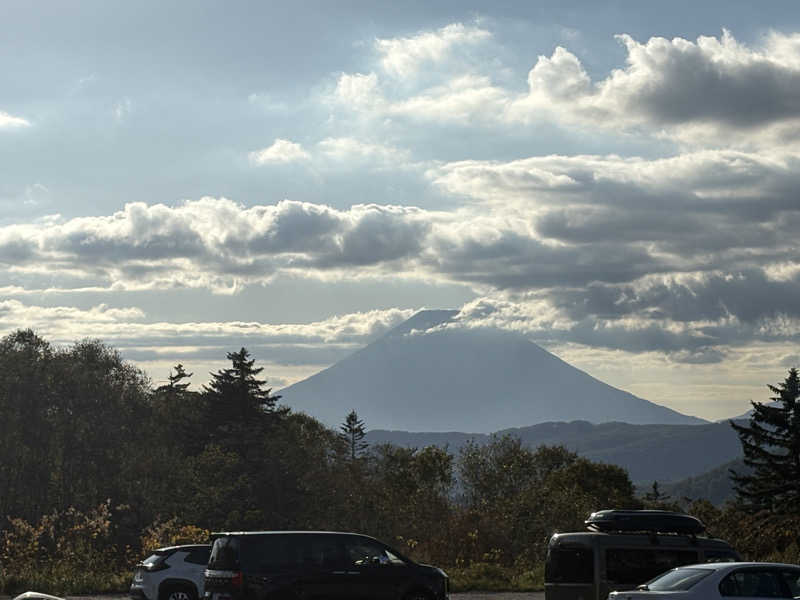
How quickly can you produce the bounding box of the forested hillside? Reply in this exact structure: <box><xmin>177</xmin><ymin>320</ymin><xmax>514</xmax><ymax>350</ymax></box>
<box><xmin>0</xmin><ymin>329</ymin><xmax>797</xmax><ymax>594</ymax></box>
<box><xmin>0</xmin><ymin>329</ymin><xmax>640</xmax><ymax>593</ymax></box>
<box><xmin>367</xmin><ymin>420</ymin><xmax>743</xmax><ymax>483</ymax></box>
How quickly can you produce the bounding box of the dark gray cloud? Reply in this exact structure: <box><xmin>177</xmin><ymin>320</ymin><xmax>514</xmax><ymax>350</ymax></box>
<box><xmin>427</xmin><ymin>231</ymin><xmax>663</xmax><ymax>288</ymax></box>
<box><xmin>551</xmin><ymin>271</ymin><xmax>800</xmax><ymax>325</ymax></box>
<box><xmin>514</xmin><ymin>30</ymin><xmax>800</xmax><ymax>142</ymax></box>
<box><xmin>609</xmin><ymin>32</ymin><xmax>800</xmax><ymax>129</ymax></box>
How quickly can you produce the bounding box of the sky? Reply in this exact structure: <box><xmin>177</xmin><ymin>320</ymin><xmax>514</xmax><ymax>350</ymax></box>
<box><xmin>3</xmin><ymin>0</ymin><xmax>800</xmax><ymax>423</ymax></box>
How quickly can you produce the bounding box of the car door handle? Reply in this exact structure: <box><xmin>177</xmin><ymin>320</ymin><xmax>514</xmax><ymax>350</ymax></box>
<box><xmin>346</xmin><ymin>571</ymin><xmax>360</xmax><ymax>575</ymax></box>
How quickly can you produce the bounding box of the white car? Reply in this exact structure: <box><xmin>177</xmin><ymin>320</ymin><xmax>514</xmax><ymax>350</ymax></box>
<box><xmin>609</xmin><ymin>562</ymin><xmax>800</xmax><ymax>599</ymax></box>
<box><xmin>130</xmin><ymin>544</ymin><xmax>210</xmax><ymax>600</ymax></box>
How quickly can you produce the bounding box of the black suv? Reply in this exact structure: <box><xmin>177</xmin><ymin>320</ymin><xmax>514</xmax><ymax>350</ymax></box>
<box><xmin>203</xmin><ymin>531</ymin><xmax>448</xmax><ymax>600</ymax></box>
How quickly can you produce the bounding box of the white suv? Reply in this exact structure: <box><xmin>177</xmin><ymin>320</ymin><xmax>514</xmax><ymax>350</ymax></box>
<box><xmin>130</xmin><ymin>544</ymin><xmax>210</xmax><ymax>600</ymax></box>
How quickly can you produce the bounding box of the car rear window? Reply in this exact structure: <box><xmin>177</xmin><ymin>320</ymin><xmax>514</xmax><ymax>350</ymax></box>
<box><xmin>646</xmin><ymin>568</ymin><xmax>713</xmax><ymax>591</ymax></box>
<box><xmin>185</xmin><ymin>547</ymin><xmax>211</xmax><ymax>565</ymax></box>
<box><xmin>208</xmin><ymin>537</ymin><xmax>240</xmax><ymax>570</ymax></box>
<box><xmin>141</xmin><ymin>551</ymin><xmax>170</xmax><ymax>568</ymax></box>
<box><xmin>546</xmin><ymin>547</ymin><xmax>594</xmax><ymax>584</ymax></box>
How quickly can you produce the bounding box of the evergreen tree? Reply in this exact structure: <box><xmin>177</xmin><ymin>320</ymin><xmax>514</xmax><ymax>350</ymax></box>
<box><xmin>157</xmin><ymin>363</ymin><xmax>192</xmax><ymax>393</ymax></box>
<box><xmin>339</xmin><ymin>410</ymin><xmax>368</xmax><ymax>460</ymax></box>
<box><xmin>645</xmin><ymin>481</ymin><xmax>670</xmax><ymax>503</ymax></box>
<box><xmin>730</xmin><ymin>368</ymin><xmax>800</xmax><ymax>515</ymax></box>
<box><xmin>152</xmin><ymin>363</ymin><xmax>207</xmax><ymax>456</ymax></box>
<box><xmin>204</xmin><ymin>348</ymin><xmax>281</xmax><ymax>432</ymax></box>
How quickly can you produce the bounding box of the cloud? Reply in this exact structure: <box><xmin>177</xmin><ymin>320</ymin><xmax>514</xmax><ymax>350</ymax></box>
<box><xmin>317</xmin><ymin>137</ymin><xmax>410</xmax><ymax>165</ymax></box>
<box><xmin>3</xmin><ymin>138</ymin><xmax>800</xmax><ymax>361</ymax></box>
<box><xmin>515</xmin><ymin>30</ymin><xmax>800</xmax><ymax>144</ymax></box>
<box><xmin>3</xmin><ymin>143</ymin><xmax>799</xmax><ymax>299</ymax></box>
<box><xmin>332</xmin><ymin>27</ymin><xmax>800</xmax><ymax>145</ymax></box>
<box><xmin>448</xmin><ymin>282</ymin><xmax>800</xmax><ymax>361</ymax></box>
<box><xmin>0</xmin><ymin>110</ymin><xmax>30</xmax><ymax>128</ymax></box>
<box><xmin>388</xmin><ymin>74</ymin><xmax>511</xmax><ymax>123</ymax></box>
<box><xmin>0</xmin><ymin>198</ymin><xmax>437</xmax><ymax>291</ymax></box>
<box><xmin>333</xmin><ymin>72</ymin><xmax>382</xmax><ymax>109</ymax></box>
<box><xmin>0</xmin><ymin>299</ymin><xmax>415</xmax><ymax>366</ymax></box>
<box><xmin>114</xmin><ymin>98</ymin><xmax>132</xmax><ymax>121</ymax></box>
<box><xmin>375</xmin><ymin>22</ymin><xmax>492</xmax><ymax>78</ymax></box>
<box><xmin>249</xmin><ymin>139</ymin><xmax>311</xmax><ymax>164</ymax></box>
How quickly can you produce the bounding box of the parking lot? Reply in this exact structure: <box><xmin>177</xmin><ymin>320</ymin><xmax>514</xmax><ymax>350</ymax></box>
<box><xmin>3</xmin><ymin>594</ymin><xmax>545</xmax><ymax>600</ymax></box>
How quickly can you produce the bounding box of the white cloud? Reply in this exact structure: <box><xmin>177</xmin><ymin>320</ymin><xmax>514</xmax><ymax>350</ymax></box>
<box><xmin>0</xmin><ymin>110</ymin><xmax>30</xmax><ymax>128</ymax></box>
<box><xmin>0</xmin><ymin>300</ymin><xmax>412</xmax><ymax>344</ymax></box>
<box><xmin>333</xmin><ymin>72</ymin><xmax>383</xmax><ymax>108</ymax></box>
<box><xmin>2</xmin><ymin>144</ymin><xmax>800</xmax><ymax>298</ymax></box>
<box><xmin>24</xmin><ymin>183</ymin><xmax>49</xmax><ymax>207</ymax></box>
<box><xmin>511</xmin><ymin>29</ymin><xmax>800</xmax><ymax>143</ymax></box>
<box><xmin>388</xmin><ymin>74</ymin><xmax>511</xmax><ymax>123</ymax></box>
<box><xmin>0</xmin><ymin>300</ymin><xmax>421</xmax><ymax>390</ymax></box>
<box><xmin>317</xmin><ymin>137</ymin><xmax>409</xmax><ymax>165</ymax></box>
<box><xmin>113</xmin><ymin>98</ymin><xmax>132</xmax><ymax>121</ymax></box>
<box><xmin>0</xmin><ymin>197</ymin><xmax>436</xmax><ymax>291</ymax></box>
<box><xmin>375</xmin><ymin>22</ymin><xmax>492</xmax><ymax>78</ymax></box>
<box><xmin>2</xmin><ymin>142</ymin><xmax>800</xmax><ymax>365</ymax></box>
<box><xmin>249</xmin><ymin>139</ymin><xmax>311</xmax><ymax>165</ymax></box>
<box><xmin>331</xmin><ymin>28</ymin><xmax>800</xmax><ymax>146</ymax></box>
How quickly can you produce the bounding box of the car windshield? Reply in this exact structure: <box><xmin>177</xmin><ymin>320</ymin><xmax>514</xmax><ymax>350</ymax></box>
<box><xmin>644</xmin><ymin>568</ymin><xmax>713</xmax><ymax>591</ymax></box>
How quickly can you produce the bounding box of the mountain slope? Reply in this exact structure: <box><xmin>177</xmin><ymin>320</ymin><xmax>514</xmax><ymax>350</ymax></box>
<box><xmin>662</xmin><ymin>457</ymin><xmax>747</xmax><ymax>505</ymax></box>
<box><xmin>366</xmin><ymin>420</ymin><xmax>743</xmax><ymax>483</ymax></box>
<box><xmin>281</xmin><ymin>310</ymin><xmax>706</xmax><ymax>432</ymax></box>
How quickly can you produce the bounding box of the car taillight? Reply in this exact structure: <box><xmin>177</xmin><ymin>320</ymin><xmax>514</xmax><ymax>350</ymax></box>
<box><xmin>231</xmin><ymin>572</ymin><xmax>242</xmax><ymax>588</ymax></box>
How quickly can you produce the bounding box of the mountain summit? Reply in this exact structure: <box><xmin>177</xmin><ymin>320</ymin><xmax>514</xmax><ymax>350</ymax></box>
<box><xmin>280</xmin><ymin>310</ymin><xmax>705</xmax><ymax>432</ymax></box>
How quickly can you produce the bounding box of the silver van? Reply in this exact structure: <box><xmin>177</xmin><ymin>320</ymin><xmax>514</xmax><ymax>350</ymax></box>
<box><xmin>544</xmin><ymin>510</ymin><xmax>739</xmax><ymax>600</ymax></box>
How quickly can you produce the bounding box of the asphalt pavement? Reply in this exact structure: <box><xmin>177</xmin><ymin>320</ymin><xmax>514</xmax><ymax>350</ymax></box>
<box><xmin>5</xmin><ymin>593</ymin><xmax>545</xmax><ymax>600</ymax></box>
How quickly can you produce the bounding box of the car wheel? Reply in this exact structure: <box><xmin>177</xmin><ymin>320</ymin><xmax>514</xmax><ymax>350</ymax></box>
<box><xmin>164</xmin><ymin>587</ymin><xmax>196</xmax><ymax>600</ymax></box>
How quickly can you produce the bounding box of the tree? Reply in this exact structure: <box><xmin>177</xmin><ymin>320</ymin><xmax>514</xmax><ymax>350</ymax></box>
<box><xmin>0</xmin><ymin>330</ymin><xmax>56</xmax><ymax>521</ymax></box>
<box><xmin>157</xmin><ymin>363</ymin><xmax>192</xmax><ymax>394</ymax></box>
<box><xmin>203</xmin><ymin>348</ymin><xmax>281</xmax><ymax>439</ymax></box>
<box><xmin>339</xmin><ymin>410</ymin><xmax>368</xmax><ymax>460</ymax></box>
<box><xmin>730</xmin><ymin>368</ymin><xmax>800</xmax><ymax>516</ymax></box>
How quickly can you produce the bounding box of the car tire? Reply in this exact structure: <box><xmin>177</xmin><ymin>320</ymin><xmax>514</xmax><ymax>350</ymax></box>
<box><xmin>162</xmin><ymin>586</ymin><xmax>196</xmax><ymax>600</ymax></box>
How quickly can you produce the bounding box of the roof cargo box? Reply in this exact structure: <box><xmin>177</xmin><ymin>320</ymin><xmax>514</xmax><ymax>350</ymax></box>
<box><xmin>585</xmin><ymin>509</ymin><xmax>705</xmax><ymax>534</ymax></box>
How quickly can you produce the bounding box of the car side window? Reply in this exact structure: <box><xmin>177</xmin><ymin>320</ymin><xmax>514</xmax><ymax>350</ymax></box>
<box><xmin>605</xmin><ymin>549</ymin><xmax>698</xmax><ymax>585</ymax></box>
<box><xmin>301</xmin><ymin>536</ymin><xmax>346</xmax><ymax>569</ymax></box>
<box><xmin>779</xmin><ymin>569</ymin><xmax>800</xmax><ymax>597</ymax></box>
<box><xmin>719</xmin><ymin>570</ymin><xmax>790</xmax><ymax>598</ymax></box>
<box><xmin>185</xmin><ymin>548</ymin><xmax>211</xmax><ymax>565</ymax></box>
<box><xmin>344</xmin><ymin>538</ymin><xmax>404</xmax><ymax>567</ymax></box>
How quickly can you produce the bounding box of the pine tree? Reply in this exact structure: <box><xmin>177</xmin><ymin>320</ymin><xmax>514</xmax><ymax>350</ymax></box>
<box><xmin>157</xmin><ymin>363</ymin><xmax>192</xmax><ymax>393</ymax></box>
<box><xmin>729</xmin><ymin>367</ymin><xmax>800</xmax><ymax>515</ymax></box>
<box><xmin>645</xmin><ymin>481</ymin><xmax>665</xmax><ymax>503</ymax></box>
<box><xmin>339</xmin><ymin>410</ymin><xmax>368</xmax><ymax>460</ymax></box>
<box><xmin>203</xmin><ymin>348</ymin><xmax>281</xmax><ymax>441</ymax></box>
